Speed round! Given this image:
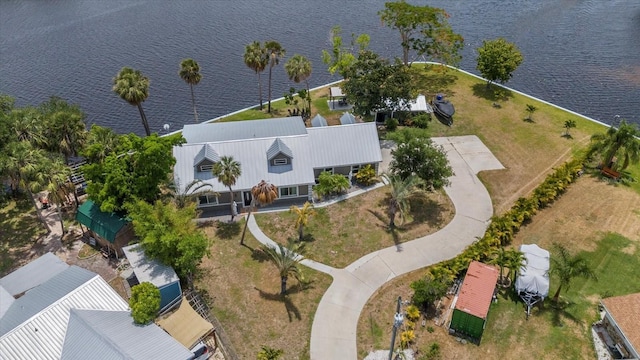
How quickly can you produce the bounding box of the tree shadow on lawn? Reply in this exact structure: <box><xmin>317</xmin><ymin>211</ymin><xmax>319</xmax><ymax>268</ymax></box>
<box><xmin>254</xmin><ymin>286</ymin><xmax>305</xmax><ymax>322</ymax></box>
<box><xmin>366</xmin><ymin>209</ymin><xmax>403</xmax><ymax>251</ymax></box>
<box><xmin>406</xmin><ymin>194</ymin><xmax>448</xmax><ymax>228</ymax></box>
<box><xmin>412</xmin><ymin>67</ymin><xmax>458</xmax><ymax>97</ymax></box>
<box><xmin>214</xmin><ymin>220</ymin><xmax>241</xmax><ymax>240</ymax></box>
<box><xmin>471</xmin><ymin>83</ymin><xmax>514</xmax><ymax>102</ymax></box>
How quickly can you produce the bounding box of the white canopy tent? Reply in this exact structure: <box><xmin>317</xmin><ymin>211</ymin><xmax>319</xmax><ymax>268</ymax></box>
<box><xmin>516</xmin><ymin>244</ymin><xmax>550</xmax><ymax>318</ymax></box>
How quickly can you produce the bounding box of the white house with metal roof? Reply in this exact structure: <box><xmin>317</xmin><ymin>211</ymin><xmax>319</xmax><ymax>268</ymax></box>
<box><xmin>0</xmin><ymin>264</ymin><xmax>194</xmax><ymax>360</ymax></box>
<box><xmin>173</xmin><ymin>116</ymin><xmax>383</xmax><ymax>209</ymax></box>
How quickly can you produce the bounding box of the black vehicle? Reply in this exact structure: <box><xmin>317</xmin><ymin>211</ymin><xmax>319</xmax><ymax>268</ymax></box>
<box><xmin>432</xmin><ymin>93</ymin><xmax>455</xmax><ymax>126</ymax></box>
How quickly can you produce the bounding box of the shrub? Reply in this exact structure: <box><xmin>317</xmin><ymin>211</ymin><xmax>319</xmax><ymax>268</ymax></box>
<box><xmin>427</xmin><ymin>326</ymin><xmax>435</xmax><ymax>333</ymax></box>
<box><xmin>410</xmin><ymin>275</ymin><xmax>449</xmax><ymax>309</ymax></box>
<box><xmin>405</xmin><ymin>304</ymin><xmax>421</xmax><ymax>322</ymax></box>
<box><xmin>129</xmin><ymin>282</ymin><xmax>160</xmax><ymax>324</ymax></box>
<box><xmin>420</xmin><ymin>342</ymin><xmax>441</xmax><ymax>360</ymax></box>
<box><xmin>412</xmin><ymin>113</ymin><xmax>432</xmax><ymax>129</ymax></box>
<box><xmin>257</xmin><ymin>346</ymin><xmax>284</xmax><ymax>360</ymax></box>
<box><xmin>400</xmin><ymin>329</ymin><xmax>415</xmax><ymax>348</ymax></box>
<box><xmin>314</xmin><ymin>171</ymin><xmax>350</xmax><ymax>199</ymax></box>
<box><xmin>354</xmin><ymin>164</ymin><xmax>378</xmax><ymax>186</ymax></box>
<box><xmin>385</xmin><ymin>117</ymin><xmax>399</xmax><ymax>131</ymax></box>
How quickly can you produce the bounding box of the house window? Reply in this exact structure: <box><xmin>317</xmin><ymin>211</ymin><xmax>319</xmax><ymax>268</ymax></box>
<box><xmin>273</xmin><ymin>158</ymin><xmax>288</xmax><ymax>165</ymax></box>
<box><xmin>199</xmin><ymin>164</ymin><xmax>214</xmax><ymax>172</ymax></box>
<box><xmin>198</xmin><ymin>194</ymin><xmax>219</xmax><ymax>206</ymax></box>
<box><xmin>323</xmin><ymin>168</ymin><xmax>333</xmax><ymax>174</ymax></box>
<box><xmin>279</xmin><ymin>187</ymin><xmax>298</xmax><ymax>198</ymax></box>
<box><xmin>351</xmin><ymin>165</ymin><xmax>361</xmax><ymax>174</ymax></box>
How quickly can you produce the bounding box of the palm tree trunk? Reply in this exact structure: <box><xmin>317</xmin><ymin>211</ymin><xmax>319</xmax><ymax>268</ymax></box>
<box><xmin>280</xmin><ymin>276</ymin><xmax>287</xmax><ymax>295</ymax></box>
<box><xmin>389</xmin><ymin>209</ymin><xmax>396</xmax><ymax>228</ymax></box>
<box><xmin>228</xmin><ymin>186</ymin><xmax>235</xmax><ymax>221</ymax></box>
<box><xmin>190</xmin><ymin>83</ymin><xmax>198</xmax><ymax>123</ymax></box>
<box><xmin>56</xmin><ymin>203</ymin><xmax>65</xmax><ymax>234</ymax></box>
<box><xmin>268</xmin><ymin>65</ymin><xmax>273</xmax><ymax>113</ymax></box>
<box><xmin>137</xmin><ymin>103</ymin><xmax>151</xmax><ymax>136</ymax></box>
<box><xmin>298</xmin><ymin>224</ymin><xmax>304</xmax><ymax>242</ymax></box>
<box><xmin>28</xmin><ymin>188</ymin><xmax>51</xmax><ymax>235</ymax></box>
<box><xmin>552</xmin><ymin>284</ymin><xmax>563</xmax><ymax>302</ymax></box>
<box><xmin>258</xmin><ymin>72</ymin><xmax>263</xmax><ymax>110</ymax></box>
<box><xmin>241</xmin><ymin>209</ymin><xmax>252</xmax><ymax>245</ymax></box>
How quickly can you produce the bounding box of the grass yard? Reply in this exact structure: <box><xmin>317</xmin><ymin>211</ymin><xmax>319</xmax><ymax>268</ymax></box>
<box><xmin>0</xmin><ymin>194</ymin><xmax>47</xmax><ymax>275</ymax></box>
<box><xmin>358</xmin><ymin>234</ymin><xmax>640</xmax><ymax>360</ymax></box>
<box><xmin>255</xmin><ymin>186</ymin><xmax>454</xmax><ymax>268</ymax></box>
<box><xmin>196</xmin><ymin>220</ymin><xmax>332</xmax><ymax>360</ymax></box>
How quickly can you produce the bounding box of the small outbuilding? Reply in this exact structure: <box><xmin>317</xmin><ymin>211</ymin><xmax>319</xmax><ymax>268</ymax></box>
<box><xmin>449</xmin><ymin>261</ymin><xmax>499</xmax><ymax>342</ymax></box>
<box><xmin>599</xmin><ymin>293</ymin><xmax>640</xmax><ymax>359</ymax></box>
<box><xmin>75</xmin><ymin>200</ymin><xmax>134</xmax><ymax>257</ymax></box>
<box><xmin>123</xmin><ymin>244</ymin><xmax>182</xmax><ymax>313</ymax></box>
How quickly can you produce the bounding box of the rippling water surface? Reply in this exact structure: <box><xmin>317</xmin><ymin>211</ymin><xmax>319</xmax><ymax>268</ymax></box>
<box><xmin>1</xmin><ymin>0</ymin><xmax>638</xmax><ymax>135</ymax></box>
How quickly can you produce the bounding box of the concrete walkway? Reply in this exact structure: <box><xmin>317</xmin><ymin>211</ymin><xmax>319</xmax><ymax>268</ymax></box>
<box><xmin>247</xmin><ymin>135</ymin><xmax>503</xmax><ymax>360</ymax></box>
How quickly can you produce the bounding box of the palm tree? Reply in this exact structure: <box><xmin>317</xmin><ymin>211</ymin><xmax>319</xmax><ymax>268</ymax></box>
<box><xmin>550</xmin><ymin>243</ymin><xmax>597</xmax><ymax>302</ymax></box>
<box><xmin>505</xmin><ymin>249</ymin><xmax>527</xmax><ymax>285</ymax></box>
<box><xmin>262</xmin><ymin>238</ymin><xmax>305</xmax><ymax>295</ymax></box>
<box><xmin>264</xmin><ymin>41</ymin><xmax>286</xmax><ymax>113</ymax></box>
<box><xmin>289</xmin><ymin>201</ymin><xmax>315</xmax><ymax>241</ymax></box>
<box><xmin>163</xmin><ymin>178</ymin><xmax>216</xmax><ymax>209</ymax></box>
<box><xmin>211</xmin><ymin>156</ymin><xmax>242</xmax><ymax>220</ymax></box>
<box><xmin>241</xmin><ymin>180</ymin><xmax>278</xmax><ymax>245</ymax></box>
<box><xmin>382</xmin><ymin>173</ymin><xmax>424</xmax><ymax>228</ymax></box>
<box><xmin>563</xmin><ymin>119</ymin><xmax>576</xmax><ymax>137</ymax></box>
<box><xmin>82</xmin><ymin>124</ymin><xmax>120</xmax><ymax>163</ymax></box>
<box><xmin>284</xmin><ymin>54</ymin><xmax>312</xmax><ymax>112</ymax></box>
<box><xmin>179</xmin><ymin>59</ymin><xmax>202</xmax><ymax>123</ymax></box>
<box><xmin>113</xmin><ymin>67</ymin><xmax>151</xmax><ymax>136</ymax></box>
<box><xmin>244</xmin><ymin>41</ymin><xmax>269</xmax><ymax>110</ymax></box>
<box><xmin>43</xmin><ymin>157</ymin><xmax>72</xmax><ymax>234</ymax></box>
<box><xmin>525</xmin><ymin>104</ymin><xmax>537</xmax><ymax>122</ymax></box>
<box><xmin>490</xmin><ymin>247</ymin><xmax>510</xmax><ymax>286</ymax></box>
<box><xmin>589</xmin><ymin>119</ymin><xmax>640</xmax><ymax>170</ymax></box>
<box><xmin>10</xmin><ymin>107</ymin><xmax>47</xmax><ymax>148</ymax></box>
<box><xmin>4</xmin><ymin>141</ymin><xmax>50</xmax><ymax>233</ymax></box>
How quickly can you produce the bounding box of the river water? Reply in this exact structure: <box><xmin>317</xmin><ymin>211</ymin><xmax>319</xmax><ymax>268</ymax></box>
<box><xmin>1</xmin><ymin>0</ymin><xmax>639</xmax><ymax>135</ymax></box>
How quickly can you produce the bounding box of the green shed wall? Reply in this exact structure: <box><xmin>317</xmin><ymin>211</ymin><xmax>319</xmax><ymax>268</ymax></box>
<box><xmin>450</xmin><ymin>309</ymin><xmax>486</xmax><ymax>340</ymax></box>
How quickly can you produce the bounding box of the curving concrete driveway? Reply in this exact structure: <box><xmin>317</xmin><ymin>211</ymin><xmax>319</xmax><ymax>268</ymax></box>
<box><xmin>248</xmin><ymin>135</ymin><xmax>503</xmax><ymax>360</ymax></box>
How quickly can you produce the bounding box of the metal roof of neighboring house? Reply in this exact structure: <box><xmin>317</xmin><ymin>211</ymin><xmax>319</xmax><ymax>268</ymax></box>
<box><xmin>182</xmin><ymin>117</ymin><xmax>307</xmax><ymax>143</ymax></box>
<box><xmin>61</xmin><ymin>309</ymin><xmax>193</xmax><ymax>360</ymax></box>
<box><xmin>193</xmin><ymin>143</ymin><xmax>220</xmax><ymax>166</ymax></box>
<box><xmin>156</xmin><ymin>297</ymin><xmax>214</xmax><ymax>349</ymax></box>
<box><xmin>601</xmin><ymin>293</ymin><xmax>640</xmax><ymax>355</ymax></box>
<box><xmin>0</xmin><ymin>266</ymin><xmax>129</xmax><ymax>360</ymax></box>
<box><xmin>173</xmin><ymin>135</ymin><xmax>316</xmax><ymax>194</ymax></box>
<box><xmin>455</xmin><ymin>261</ymin><xmax>499</xmax><ymax>320</ymax></box>
<box><xmin>0</xmin><ymin>252</ymin><xmax>68</xmax><ymax>297</ymax></box>
<box><xmin>266</xmin><ymin>138</ymin><xmax>294</xmax><ymax>160</ymax></box>
<box><xmin>307</xmin><ymin>122</ymin><xmax>382</xmax><ymax>168</ymax></box>
<box><xmin>310</xmin><ymin>114</ymin><xmax>328</xmax><ymax>127</ymax></box>
<box><xmin>339</xmin><ymin>112</ymin><xmax>356</xmax><ymax>125</ymax></box>
<box><xmin>0</xmin><ymin>286</ymin><xmax>13</xmax><ymax>319</ymax></box>
<box><xmin>75</xmin><ymin>200</ymin><xmax>129</xmax><ymax>243</ymax></box>
<box><xmin>122</xmin><ymin>244</ymin><xmax>180</xmax><ymax>288</ymax></box>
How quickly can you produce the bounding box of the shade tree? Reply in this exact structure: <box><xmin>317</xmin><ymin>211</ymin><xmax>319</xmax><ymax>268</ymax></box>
<box><xmin>476</xmin><ymin>38</ymin><xmax>523</xmax><ymax>88</ymax></box>
<box><xmin>129</xmin><ymin>282</ymin><xmax>161</xmax><ymax>324</ymax></box>
<box><xmin>389</xmin><ymin>137</ymin><xmax>453</xmax><ymax>191</ymax></box>
<box><xmin>321</xmin><ymin>25</ymin><xmax>370</xmax><ymax>79</ymax></box>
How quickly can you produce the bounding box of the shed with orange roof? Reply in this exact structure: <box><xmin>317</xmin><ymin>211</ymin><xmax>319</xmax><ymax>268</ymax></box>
<box><xmin>449</xmin><ymin>261</ymin><xmax>499</xmax><ymax>342</ymax></box>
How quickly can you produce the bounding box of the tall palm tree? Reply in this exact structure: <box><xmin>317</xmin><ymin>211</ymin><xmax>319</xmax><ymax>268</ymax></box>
<box><xmin>241</xmin><ymin>180</ymin><xmax>278</xmax><ymax>245</ymax></box>
<box><xmin>264</xmin><ymin>41</ymin><xmax>286</xmax><ymax>113</ymax></box>
<box><xmin>289</xmin><ymin>201</ymin><xmax>315</xmax><ymax>241</ymax></box>
<box><xmin>113</xmin><ymin>67</ymin><xmax>151</xmax><ymax>136</ymax></box>
<box><xmin>262</xmin><ymin>238</ymin><xmax>305</xmax><ymax>295</ymax></box>
<box><xmin>179</xmin><ymin>59</ymin><xmax>202</xmax><ymax>123</ymax></box>
<box><xmin>382</xmin><ymin>173</ymin><xmax>424</xmax><ymax>228</ymax></box>
<box><xmin>550</xmin><ymin>243</ymin><xmax>597</xmax><ymax>302</ymax></box>
<box><xmin>211</xmin><ymin>156</ymin><xmax>242</xmax><ymax>220</ymax></box>
<box><xmin>48</xmin><ymin>108</ymin><xmax>87</xmax><ymax>163</ymax></box>
<box><xmin>589</xmin><ymin>119</ymin><xmax>640</xmax><ymax>170</ymax></box>
<box><xmin>82</xmin><ymin>124</ymin><xmax>120</xmax><ymax>163</ymax></box>
<box><xmin>10</xmin><ymin>107</ymin><xmax>47</xmax><ymax>148</ymax></box>
<box><xmin>43</xmin><ymin>157</ymin><xmax>72</xmax><ymax>234</ymax></box>
<box><xmin>4</xmin><ymin>141</ymin><xmax>50</xmax><ymax>233</ymax></box>
<box><xmin>244</xmin><ymin>41</ymin><xmax>269</xmax><ymax>110</ymax></box>
<box><xmin>284</xmin><ymin>54</ymin><xmax>312</xmax><ymax>112</ymax></box>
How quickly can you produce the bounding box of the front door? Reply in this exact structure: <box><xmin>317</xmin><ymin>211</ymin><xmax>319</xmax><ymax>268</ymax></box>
<box><xmin>243</xmin><ymin>191</ymin><xmax>253</xmax><ymax>207</ymax></box>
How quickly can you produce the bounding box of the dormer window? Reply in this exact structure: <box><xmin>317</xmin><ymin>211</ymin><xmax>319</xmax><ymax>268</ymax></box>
<box><xmin>267</xmin><ymin>138</ymin><xmax>293</xmax><ymax>167</ymax></box>
<box><xmin>194</xmin><ymin>144</ymin><xmax>220</xmax><ymax>172</ymax></box>
<box><xmin>273</xmin><ymin>158</ymin><xmax>288</xmax><ymax>165</ymax></box>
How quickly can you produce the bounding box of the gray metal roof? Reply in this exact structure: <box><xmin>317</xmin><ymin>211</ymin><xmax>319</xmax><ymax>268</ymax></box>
<box><xmin>307</xmin><ymin>122</ymin><xmax>382</xmax><ymax>168</ymax></box>
<box><xmin>193</xmin><ymin>143</ymin><xmax>220</xmax><ymax>166</ymax></box>
<box><xmin>122</xmin><ymin>244</ymin><xmax>180</xmax><ymax>288</ymax></box>
<box><xmin>310</xmin><ymin>114</ymin><xmax>328</xmax><ymax>127</ymax></box>
<box><xmin>61</xmin><ymin>309</ymin><xmax>193</xmax><ymax>360</ymax></box>
<box><xmin>339</xmin><ymin>112</ymin><xmax>356</xmax><ymax>125</ymax></box>
<box><xmin>173</xmin><ymin>135</ymin><xmax>316</xmax><ymax>194</ymax></box>
<box><xmin>0</xmin><ymin>252</ymin><xmax>69</xmax><ymax>296</ymax></box>
<box><xmin>0</xmin><ymin>266</ymin><xmax>129</xmax><ymax>360</ymax></box>
<box><xmin>0</xmin><ymin>285</ymin><xmax>14</xmax><ymax>319</ymax></box>
<box><xmin>266</xmin><ymin>138</ymin><xmax>293</xmax><ymax>160</ymax></box>
<box><xmin>182</xmin><ymin>117</ymin><xmax>307</xmax><ymax>143</ymax></box>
